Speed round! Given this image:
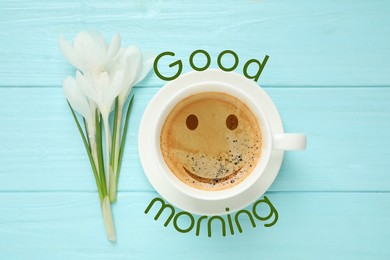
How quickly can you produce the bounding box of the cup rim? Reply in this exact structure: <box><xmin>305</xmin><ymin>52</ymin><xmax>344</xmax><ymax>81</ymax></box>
<box><xmin>152</xmin><ymin>69</ymin><xmax>274</xmax><ymax>201</ymax></box>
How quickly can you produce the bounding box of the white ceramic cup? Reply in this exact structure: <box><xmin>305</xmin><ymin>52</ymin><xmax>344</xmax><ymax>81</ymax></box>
<box><xmin>150</xmin><ymin>69</ymin><xmax>306</xmax><ymax>201</ymax></box>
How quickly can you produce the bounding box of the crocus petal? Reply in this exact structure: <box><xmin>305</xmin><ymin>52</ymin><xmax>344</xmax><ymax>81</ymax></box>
<box><xmin>133</xmin><ymin>52</ymin><xmax>155</xmax><ymax>86</ymax></box>
<box><xmin>61</xmin><ymin>31</ymin><xmax>151</xmax><ymax>123</ymax></box>
<box><xmin>63</xmin><ymin>76</ymin><xmax>92</xmax><ymax>122</ymax></box>
<box><xmin>117</xmin><ymin>46</ymin><xmax>142</xmax><ymax>104</ymax></box>
<box><xmin>88</xmin><ymin>31</ymin><xmax>108</xmax><ymax>60</ymax></box>
<box><xmin>74</xmin><ymin>32</ymin><xmax>101</xmax><ymax>71</ymax></box>
<box><xmin>58</xmin><ymin>35</ymin><xmax>84</xmax><ymax>71</ymax></box>
<box><xmin>76</xmin><ymin>71</ymin><xmax>100</xmax><ymax>107</ymax></box>
<box><xmin>109</xmin><ymin>69</ymin><xmax>127</xmax><ymax>104</ymax></box>
<box><xmin>88</xmin><ymin>99</ymin><xmax>98</xmax><ymax>121</ymax></box>
<box><xmin>106</xmin><ymin>33</ymin><xmax>121</xmax><ymax>62</ymax></box>
<box><xmin>98</xmin><ymin>72</ymin><xmax>111</xmax><ymax>109</ymax></box>
<box><xmin>93</xmin><ymin>71</ymin><xmax>112</xmax><ymax>117</ymax></box>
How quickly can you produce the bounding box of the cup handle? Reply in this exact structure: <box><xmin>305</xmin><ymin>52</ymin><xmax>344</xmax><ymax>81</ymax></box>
<box><xmin>272</xmin><ymin>133</ymin><xmax>307</xmax><ymax>151</ymax></box>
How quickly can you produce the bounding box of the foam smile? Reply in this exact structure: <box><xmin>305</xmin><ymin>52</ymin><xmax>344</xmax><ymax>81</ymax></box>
<box><xmin>183</xmin><ymin>165</ymin><xmax>243</xmax><ymax>184</ymax></box>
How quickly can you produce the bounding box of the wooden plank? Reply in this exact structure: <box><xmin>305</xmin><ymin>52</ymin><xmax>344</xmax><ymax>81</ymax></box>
<box><xmin>0</xmin><ymin>191</ymin><xmax>389</xmax><ymax>259</ymax></box>
<box><xmin>0</xmin><ymin>0</ymin><xmax>389</xmax><ymax>87</ymax></box>
<box><xmin>0</xmin><ymin>87</ymin><xmax>389</xmax><ymax>192</ymax></box>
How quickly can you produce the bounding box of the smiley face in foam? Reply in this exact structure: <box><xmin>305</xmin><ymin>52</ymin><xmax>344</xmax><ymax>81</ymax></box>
<box><xmin>160</xmin><ymin>92</ymin><xmax>262</xmax><ymax>191</ymax></box>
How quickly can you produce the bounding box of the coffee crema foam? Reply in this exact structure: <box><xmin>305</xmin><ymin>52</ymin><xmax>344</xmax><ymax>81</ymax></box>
<box><xmin>160</xmin><ymin>92</ymin><xmax>262</xmax><ymax>191</ymax></box>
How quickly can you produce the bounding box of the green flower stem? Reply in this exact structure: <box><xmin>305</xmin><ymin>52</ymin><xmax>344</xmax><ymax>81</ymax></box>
<box><xmin>93</xmin><ymin>111</ymin><xmax>117</xmax><ymax>242</ymax></box>
<box><xmin>101</xmin><ymin>195</ymin><xmax>116</xmax><ymax>242</ymax></box>
<box><xmin>117</xmin><ymin>95</ymin><xmax>134</xmax><ymax>184</ymax></box>
<box><xmin>109</xmin><ymin>114</ymin><xmax>121</xmax><ymax>202</ymax></box>
<box><xmin>95</xmin><ymin>112</ymin><xmax>107</xmax><ymax>196</ymax></box>
<box><xmin>110</xmin><ymin>98</ymin><xmax>120</xmax><ymax>171</ymax></box>
<box><xmin>84</xmin><ymin>121</ymin><xmax>99</xmax><ymax>177</ymax></box>
<box><xmin>109</xmin><ymin>117</ymin><xmax>122</xmax><ymax>202</ymax></box>
<box><xmin>90</xmin><ymin>141</ymin><xmax>99</xmax><ymax>175</ymax></box>
<box><xmin>103</xmin><ymin>115</ymin><xmax>112</xmax><ymax>191</ymax></box>
<box><xmin>83</xmin><ymin>118</ymin><xmax>90</xmax><ymax>148</ymax></box>
<box><xmin>109</xmin><ymin>98</ymin><xmax>120</xmax><ymax>202</ymax></box>
<box><xmin>108</xmin><ymin>171</ymin><xmax>117</xmax><ymax>202</ymax></box>
<box><xmin>67</xmin><ymin>102</ymin><xmax>103</xmax><ymax>201</ymax></box>
<box><xmin>109</xmin><ymin>96</ymin><xmax>134</xmax><ymax>202</ymax></box>
<box><xmin>113</xmin><ymin>109</ymin><xmax>122</xmax><ymax>175</ymax></box>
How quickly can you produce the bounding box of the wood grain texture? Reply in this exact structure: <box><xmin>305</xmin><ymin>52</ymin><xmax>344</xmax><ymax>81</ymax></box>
<box><xmin>1</xmin><ymin>0</ymin><xmax>390</xmax><ymax>258</ymax></box>
<box><xmin>0</xmin><ymin>87</ymin><xmax>389</xmax><ymax>192</ymax></box>
<box><xmin>0</xmin><ymin>192</ymin><xmax>389</xmax><ymax>259</ymax></box>
<box><xmin>0</xmin><ymin>0</ymin><xmax>389</xmax><ymax>87</ymax></box>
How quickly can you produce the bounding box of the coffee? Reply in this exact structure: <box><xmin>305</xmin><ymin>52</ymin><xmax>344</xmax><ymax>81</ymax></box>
<box><xmin>160</xmin><ymin>92</ymin><xmax>262</xmax><ymax>191</ymax></box>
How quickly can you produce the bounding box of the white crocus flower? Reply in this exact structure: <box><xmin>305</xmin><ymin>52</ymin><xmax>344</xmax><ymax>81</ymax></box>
<box><xmin>75</xmin><ymin>67</ymin><xmax>125</xmax><ymax>120</ymax></box>
<box><xmin>109</xmin><ymin>47</ymin><xmax>155</xmax><ymax>201</ymax></box>
<box><xmin>76</xmin><ymin>67</ymin><xmax>125</xmax><ymax>189</ymax></box>
<box><xmin>59</xmin><ymin>31</ymin><xmax>121</xmax><ymax>75</ymax></box>
<box><xmin>63</xmin><ymin>76</ymin><xmax>93</xmax><ymax>126</ymax></box>
<box><xmin>59</xmin><ymin>30</ymin><xmax>152</xmax><ymax>241</ymax></box>
<box><xmin>60</xmin><ymin>31</ymin><xmax>125</xmax><ymax>190</ymax></box>
<box><xmin>117</xmin><ymin>47</ymin><xmax>155</xmax><ymax>106</ymax></box>
<box><xmin>63</xmin><ymin>76</ymin><xmax>98</xmax><ymax>167</ymax></box>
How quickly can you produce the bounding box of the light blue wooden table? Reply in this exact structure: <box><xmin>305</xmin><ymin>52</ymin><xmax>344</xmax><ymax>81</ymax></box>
<box><xmin>1</xmin><ymin>1</ymin><xmax>389</xmax><ymax>259</ymax></box>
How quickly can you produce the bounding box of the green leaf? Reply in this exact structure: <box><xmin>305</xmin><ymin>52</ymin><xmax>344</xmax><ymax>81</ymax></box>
<box><xmin>67</xmin><ymin>101</ymin><xmax>103</xmax><ymax>202</ymax></box>
<box><xmin>110</xmin><ymin>97</ymin><xmax>119</xmax><ymax>171</ymax></box>
<box><xmin>95</xmin><ymin>110</ymin><xmax>107</xmax><ymax>196</ymax></box>
<box><xmin>116</xmin><ymin>95</ymin><xmax>134</xmax><ymax>185</ymax></box>
<box><xmin>83</xmin><ymin>118</ymin><xmax>91</xmax><ymax>150</ymax></box>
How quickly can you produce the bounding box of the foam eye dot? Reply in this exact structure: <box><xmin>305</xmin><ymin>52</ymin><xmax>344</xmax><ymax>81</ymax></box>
<box><xmin>226</xmin><ymin>114</ymin><xmax>238</xmax><ymax>130</ymax></box>
<box><xmin>186</xmin><ymin>114</ymin><xmax>198</xmax><ymax>130</ymax></box>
